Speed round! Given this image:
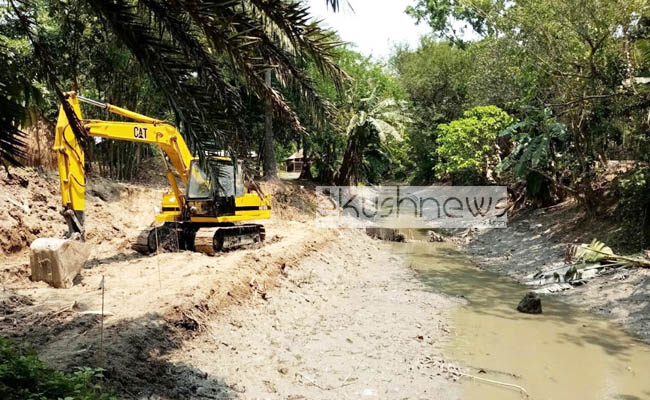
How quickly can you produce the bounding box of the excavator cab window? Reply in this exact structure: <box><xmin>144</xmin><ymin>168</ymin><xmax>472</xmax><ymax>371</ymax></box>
<box><xmin>188</xmin><ymin>162</ymin><xmax>213</xmax><ymax>199</ymax></box>
<box><xmin>187</xmin><ymin>159</ymin><xmax>244</xmax><ymax>200</ymax></box>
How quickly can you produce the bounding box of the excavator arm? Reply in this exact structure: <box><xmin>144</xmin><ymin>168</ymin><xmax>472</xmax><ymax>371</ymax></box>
<box><xmin>54</xmin><ymin>92</ymin><xmax>194</xmax><ymax>237</ymax></box>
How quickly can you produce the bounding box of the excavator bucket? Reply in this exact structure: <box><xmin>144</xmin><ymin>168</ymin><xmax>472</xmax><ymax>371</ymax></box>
<box><xmin>29</xmin><ymin>237</ymin><xmax>90</xmax><ymax>289</ymax></box>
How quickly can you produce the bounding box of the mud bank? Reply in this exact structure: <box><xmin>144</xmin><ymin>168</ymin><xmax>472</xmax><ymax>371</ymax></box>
<box><xmin>465</xmin><ymin>201</ymin><xmax>650</xmax><ymax>343</ymax></box>
<box><xmin>0</xmin><ymin>169</ymin><xmax>321</xmax><ymax>394</ymax></box>
<box><xmin>156</xmin><ymin>230</ymin><xmax>457</xmax><ymax>399</ymax></box>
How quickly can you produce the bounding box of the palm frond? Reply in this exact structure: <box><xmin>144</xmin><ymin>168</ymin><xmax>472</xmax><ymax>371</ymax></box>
<box><xmin>371</xmin><ymin>98</ymin><xmax>397</xmax><ymax>112</ymax></box>
<box><xmin>0</xmin><ymin>80</ymin><xmax>27</xmax><ymax>165</ymax></box>
<box><xmin>345</xmin><ymin>113</ymin><xmax>359</xmax><ymax>135</ymax></box>
<box><xmin>10</xmin><ymin>0</ymin><xmax>348</xmax><ymax>159</ymax></box>
<box><xmin>567</xmin><ymin>239</ymin><xmax>650</xmax><ymax>268</ymax></box>
<box><xmin>176</xmin><ymin>0</ymin><xmax>344</xmax><ymax>131</ymax></box>
<box><xmin>139</xmin><ymin>0</ymin><xmax>241</xmax><ymax>109</ymax></box>
<box><xmin>86</xmin><ymin>0</ymin><xmax>232</xmax><ymax>153</ymax></box>
<box><xmin>324</xmin><ymin>0</ymin><xmax>343</xmax><ymax>12</ymax></box>
<box><xmin>244</xmin><ymin>0</ymin><xmax>349</xmax><ymax>87</ymax></box>
<box><xmin>369</xmin><ymin>117</ymin><xmax>403</xmax><ymax>142</ymax></box>
<box><xmin>573</xmin><ymin>239</ymin><xmax>614</xmax><ymax>263</ymax></box>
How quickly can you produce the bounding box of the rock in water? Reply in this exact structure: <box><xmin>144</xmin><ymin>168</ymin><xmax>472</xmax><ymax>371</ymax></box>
<box><xmin>517</xmin><ymin>292</ymin><xmax>542</xmax><ymax>314</ymax></box>
<box><xmin>427</xmin><ymin>230</ymin><xmax>445</xmax><ymax>242</ymax></box>
<box><xmin>365</xmin><ymin>227</ymin><xmax>405</xmax><ymax>242</ymax></box>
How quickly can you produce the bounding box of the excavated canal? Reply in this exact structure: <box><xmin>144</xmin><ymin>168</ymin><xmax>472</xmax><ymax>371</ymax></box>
<box><xmin>394</xmin><ymin>237</ymin><xmax>650</xmax><ymax>400</ymax></box>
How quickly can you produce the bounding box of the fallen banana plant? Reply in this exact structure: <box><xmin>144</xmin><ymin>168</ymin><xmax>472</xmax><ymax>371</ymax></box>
<box><xmin>567</xmin><ymin>239</ymin><xmax>650</xmax><ymax>268</ymax></box>
<box><xmin>525</xmin><ymin>239</ymin><xmax>649</xmax><ymax>288</ymax></box>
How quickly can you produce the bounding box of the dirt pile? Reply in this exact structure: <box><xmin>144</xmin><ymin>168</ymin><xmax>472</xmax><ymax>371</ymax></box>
<box><xmin>262</xmin><ymin>179</ymin><xmax>320</xmax><ymax>221</ymax></box>
<box><xmin>0</xmin><ymin>167</ymin><xmax>166</xmax><ymax>289</ymax></box>
<box><xmin>0</xmin><ymin>168</ymin><xmax>63</xmax><ymax>255</ymax></box>
<box><xmin>0</xmin><ymin>167</ymin><xmax>163</xmax><ymax>256</ymax></box>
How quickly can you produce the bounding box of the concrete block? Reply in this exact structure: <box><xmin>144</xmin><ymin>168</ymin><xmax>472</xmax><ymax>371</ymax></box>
<box><xmin>29</xmin><ymin>238</ymin><xmax>89</xmax><ymax>288</ymax></box>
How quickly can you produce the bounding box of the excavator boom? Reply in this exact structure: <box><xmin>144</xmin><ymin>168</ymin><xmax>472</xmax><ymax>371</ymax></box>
<box><xmin>55</xmin><ymin>93</ymin><xmax>193</xmax><ymax>231</ymax></box>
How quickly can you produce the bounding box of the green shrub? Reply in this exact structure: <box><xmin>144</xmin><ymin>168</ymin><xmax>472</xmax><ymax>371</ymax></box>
<box><xmin>498</xmin><ymin>107</ymin><xmax>570</xmax><ymax>206</ymax></box>
<box><xmin>612</xmin><ymin>167</ymin><xmax>650</xmax><ymax>251</ymax></box>
<box><xmin>435</xmin><ymin>105</ymin><xmax>514</xmax><ymax>184</ymax></box>
<box><xmin>0</xmin><ymin>338</ymin><xmax>116</xmax><ymax>400</ymax></box>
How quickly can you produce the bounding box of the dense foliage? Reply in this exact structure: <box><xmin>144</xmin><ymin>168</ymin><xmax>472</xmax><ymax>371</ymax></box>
<box><xmin>0</xmin><ymin>0</ymin><xmax>346</xmax><ymax>178</ymax></box>
<box><xmin>292</xmin><ymin>46</ymin><xmax>410</xmax><ymax>184</ymax></box>
<box><xmin>613</xmin><ymin>167</ymin><xmax>650</xmax><ymax>250</ymax></box>
<box><xmin>0</xmin><ymin>338</ymin><xmax>114</xmax><ymax>400</ymax></box>
<box><xmin>435</xmin><ymin>106</ymin><xmax>513</xmax><ymax>184</ymax></box>
<box><xmin>397</xmin><ymin>0</ymin><xmax>650</xmax><ymax>214</ymax></box>
<box><xmin>2</xmin><ymin>0</ymin><xmax>650</xmax><ymax>214</ymax></box>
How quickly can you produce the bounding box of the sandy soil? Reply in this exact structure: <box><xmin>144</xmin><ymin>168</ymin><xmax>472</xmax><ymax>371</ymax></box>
<box><xmin>158</xmin><ymin>231</ymin><xmax>458</xmax><ymax>399</ymax></box>
<box><xmin>1</xmin><ymin>168</ymin><xmax>458</xmax><ymax>398</ymax></box>
<box><xmin>465</xmin><ymin>201</ymin><xmax>650</xmax><ymax>343</ymax></box>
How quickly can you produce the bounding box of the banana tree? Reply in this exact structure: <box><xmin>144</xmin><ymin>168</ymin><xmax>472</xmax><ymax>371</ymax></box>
<box><xmin>336</xmin><ymin>93</ymin><xmax>410</xmax><ymax>185</ymax></box>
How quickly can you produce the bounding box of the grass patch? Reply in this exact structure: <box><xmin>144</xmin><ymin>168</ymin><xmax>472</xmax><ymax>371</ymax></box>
<box><xmin>0</xmin><ymin>337</ymin><xmax>116</xmax><ymax>400</ymax></box>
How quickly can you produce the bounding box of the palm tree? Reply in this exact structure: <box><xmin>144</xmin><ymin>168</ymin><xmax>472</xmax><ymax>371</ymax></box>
<box><xmin>336</xmin><ymin>93</ymin><xmax>410</xmax><ymax>185</ymax></box>
<box><xmin>1</xmin><ymin>0</ymin><xmax>348</xmax><ymax>163</ymax></box>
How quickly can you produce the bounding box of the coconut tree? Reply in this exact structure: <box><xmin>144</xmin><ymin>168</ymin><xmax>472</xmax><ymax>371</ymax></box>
<box><xmin>1</xmin><ymin>0</ymin><xmax>348</xmax><ymax>163</ymax></box>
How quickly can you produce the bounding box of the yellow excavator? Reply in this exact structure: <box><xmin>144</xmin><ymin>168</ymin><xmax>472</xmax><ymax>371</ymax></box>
<box><xmin>49</xmin><ymin>91</ymin><xmax>271</xmax><ymax>256</ymax></box>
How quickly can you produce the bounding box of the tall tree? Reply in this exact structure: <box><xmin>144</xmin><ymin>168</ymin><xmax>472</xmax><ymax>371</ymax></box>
<box><xmin>403</xmin><ymin>0</ymin><xmax>650</xmax><ymax>210</ymax></box>
<box><xmin>336</xmin><ymin>96</ymin><xmax>410</xmax><ymax>185</ymax></box>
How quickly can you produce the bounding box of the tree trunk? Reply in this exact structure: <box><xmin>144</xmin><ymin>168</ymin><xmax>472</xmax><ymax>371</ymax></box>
<box><xmin>299</xmin><ymin>136</ymin><xmax>313</xmax><ymax>180</ymax></box>
<box><xmin>35</xmin><ymin>116</ymin><xmax>42</xmax><ymax>167</ymax></box>
<box><xmin>263</xmin><ymin>69</ymin><xmax>277</xmax><ymax>179</ymax></box>
<box><xmin>336</xmin><ymin>134</ymin><xmax>359</xmax><ymax>186</ymax></box>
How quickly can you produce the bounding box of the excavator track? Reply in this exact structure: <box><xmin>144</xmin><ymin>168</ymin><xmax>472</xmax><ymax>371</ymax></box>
<box><xmin>132</xmin><ymin>227</ymin><xmax>158</xmax><ymax>254</ymax></box>
<box><xmin>131</xmin><ymin>225</ymin><xmax>180</xmax><ymax>254</ymax></box>
<box><xmin>194</xmin><ymin>224</ymin><xmax>265</xmax><ymax>256</ymax></box>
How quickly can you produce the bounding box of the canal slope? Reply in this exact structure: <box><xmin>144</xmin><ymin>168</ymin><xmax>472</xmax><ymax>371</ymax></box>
<box><xmin>465</xmin><ymin>202</ymin><xmax>650</xmax><ymax>344</ymax></box>
<box><xmin>138</xmin><ymin>230</ymin><xmax>460</xmax><ymax>398</ymax></box>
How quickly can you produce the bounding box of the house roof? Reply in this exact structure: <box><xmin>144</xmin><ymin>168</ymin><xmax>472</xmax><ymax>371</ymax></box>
<box><xmin>285</xmin><ymin>149</ymin><xmax>304</xmax><ymax>160</ymax></box>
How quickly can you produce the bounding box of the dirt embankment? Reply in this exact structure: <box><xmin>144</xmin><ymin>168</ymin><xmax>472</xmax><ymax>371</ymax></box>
<box><xmin>0</xmin><ymin>170</ymin><xmax>457</xmax><ymax>398</ymax></box>
<box><xmin>465</xmin><ymin>201</ymin><xmax>650</xmax><ymax>343</ymax></box>
<box><xmin>0</xmin><ymin>170</ymin><xmax>324</xmax><ymax>392</ymax></box>
<box><xmin>0</xmin><ymin>168</ymin><xmax>160</xmax><ymax>260</ymax></box>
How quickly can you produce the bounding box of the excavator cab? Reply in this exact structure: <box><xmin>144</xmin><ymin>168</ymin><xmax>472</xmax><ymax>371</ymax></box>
<box><xmin>186</xmin><ymin>158</ymin><xmax>244</xmax><ymax>217</ymax></box>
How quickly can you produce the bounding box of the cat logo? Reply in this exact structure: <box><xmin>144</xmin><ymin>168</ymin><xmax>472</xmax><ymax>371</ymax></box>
<box><xmin>133</xmin><ymin>126</ymin><xmax>148</xmax><ymax>139</ymax></box>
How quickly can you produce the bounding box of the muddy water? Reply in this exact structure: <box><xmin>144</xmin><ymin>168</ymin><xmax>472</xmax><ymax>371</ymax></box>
<box><xmin>393</xmin><ymin>238</ymin><xmax>650</xmax><ymax>400</ymax></box>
